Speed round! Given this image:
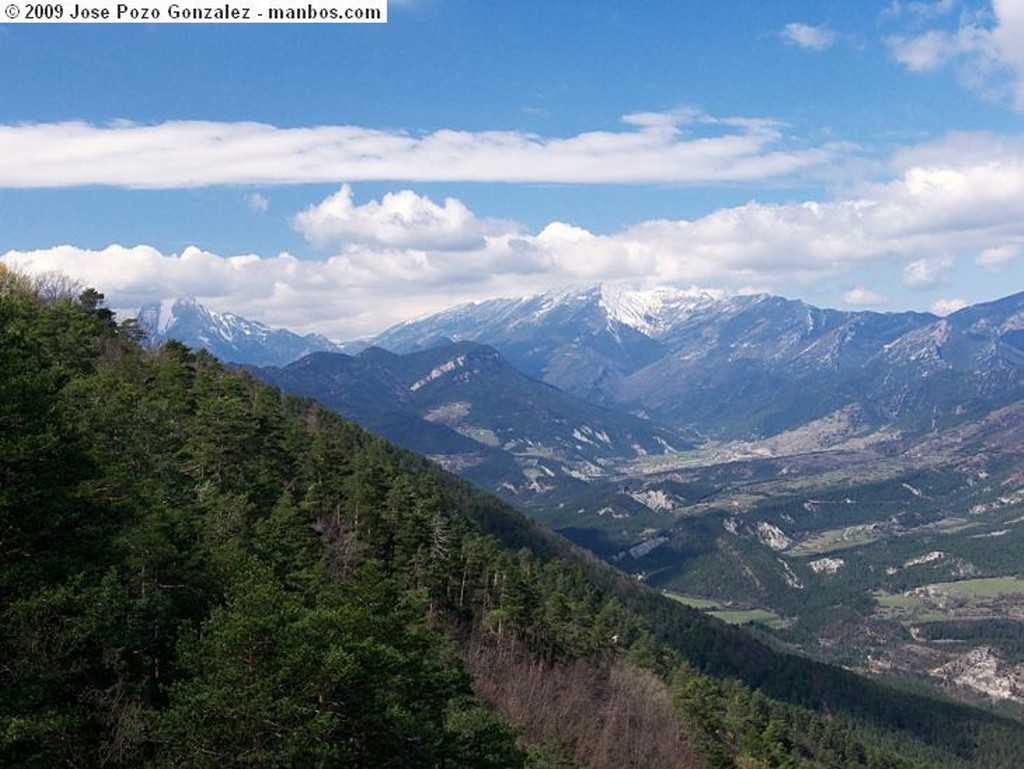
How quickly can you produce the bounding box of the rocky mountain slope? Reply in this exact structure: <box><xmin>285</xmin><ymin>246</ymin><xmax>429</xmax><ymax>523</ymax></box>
<box><xmin>138</xmin><ymin>297</ymin><xmax>342</xmax><ymax>366</ymax></box>
<box><xmin>356</xmin><ymin>285</ymin><xmax>1024</xmax><ymax>440</ymax></box>
<box><xmin>254</xmin><ymin>341</ymin><xmax>693</xmax><ymax>498</ymax></box>
<box><xmin>141</xmin><ymin>288</ymin><xmax>1024</xmax><ymax>444</ymax></box>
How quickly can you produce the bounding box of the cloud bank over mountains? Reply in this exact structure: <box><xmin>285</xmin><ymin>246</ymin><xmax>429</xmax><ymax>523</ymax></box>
<box><xmin>5</xmin><ymin>126</ymin><xmax>1021</xmax><ymax>338</ymax></box>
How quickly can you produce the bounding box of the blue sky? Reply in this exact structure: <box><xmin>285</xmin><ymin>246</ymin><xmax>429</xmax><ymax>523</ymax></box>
<box><xmin>2</xmin><ymin>0</ymin><xmax>1024</xmax><ymax>337</ymax></box>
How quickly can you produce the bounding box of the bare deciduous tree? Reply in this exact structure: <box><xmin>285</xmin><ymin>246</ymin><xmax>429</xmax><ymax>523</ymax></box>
<box><xmin>33</xmin><ymin>271</ymin><xmax>84</xmax><ymax>304</ymax></box>
<box><xmin>463</xmin><ymin>631</ymin><xmax>705</xmax><ymax>769</ymax></box>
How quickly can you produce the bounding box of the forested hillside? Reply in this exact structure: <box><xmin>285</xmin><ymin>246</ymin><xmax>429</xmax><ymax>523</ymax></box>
<box><xmin>4</xmin><ymin>267</ymin><xmax>1024</xmax><ymax>768</ymax></box>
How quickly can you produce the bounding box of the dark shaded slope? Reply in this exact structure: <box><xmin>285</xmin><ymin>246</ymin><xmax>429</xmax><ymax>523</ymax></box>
<box><xmin>254</xmin><ymin>341</ymin><xmax>693</xmax><ymax>500</ymax></box>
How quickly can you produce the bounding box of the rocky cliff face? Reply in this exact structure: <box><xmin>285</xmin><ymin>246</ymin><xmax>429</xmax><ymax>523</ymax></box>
<box><xmin>137</xmin><ymin>297</ymin><xmax>342</xmax><ymax>367</ymax></box>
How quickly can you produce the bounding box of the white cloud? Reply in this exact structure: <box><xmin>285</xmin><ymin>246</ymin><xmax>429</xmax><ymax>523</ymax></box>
<box><xmin>0</xmin><ymin>111</ymin><xmax>842</xmax><ymax>189</ymax></box>
<box><xmin>903</xmin><ymin>255</ymin><xmax>954</xmax><ymax>289</ymax></box>
<box><xmin>293</xmin><ymin>184</ymin><xmax>510</xmax><ymax>251</ymax></box>
<box><xmin>887</xmin><ymin>0</ymin><xmax>1024</xmax><ymax>110</ymax></box>
<box><xmin>246</xmin><ymin>193</ymin><xmax>269</xmax><ymax>213</ymax></box>
<box><xmin>976</xmin><ymin>243</ymin><xmax>1020</xmax><ymax>270</ymax></box>
<box><xmin>887</xmin><ymin>29</ymin><xmax>961</xmax><ymax>71</ymax></box>
<box><xmin>885</xmin><ymin>0</ymin><xmax>957</xmax><ymax>19</ymax></box>
<box><xmin>780</xmin><ymin>23</ymin><xmax>838</xmax><ymax>52</ymax></box>
<box><xmin>0</xmin><ymin>242</ymin><xmax>563</xmax><ymax>338</ymax></box>
<box><xmin>843</xmin><ymin>286</ymin><xmax>888</xmax><ymax>306</ymax></box>
<box><xmin>932</xmin><ymin>297</ymin><xmax>968</xmax><ymax>314</ymax></box>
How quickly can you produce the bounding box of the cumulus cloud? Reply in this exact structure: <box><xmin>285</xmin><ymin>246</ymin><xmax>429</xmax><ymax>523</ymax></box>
<box><xmin>246</xmin><ymin>193</ymin><xmax>269</xmax><ymax>213</ymax></box>
<box><xmin>932</xmin><ymin>297</ymin><xmax>968</xmax><ymax>314</ymax></box>
<box><xmin>1</xmin><ymin>244</ymin><xmax>293</xmax><ymax>307</ymax></box>
<box><xmin>887</xmin><ymin>0</ymin><xmax>1024</xmax><ymax>110</ymax></box>
<box><xmin>888</xmin><ymin>29</ymin><xmax>962</xmax><ymax>71</ymax></box>
<box><xmin>780</xmin><ymin>23</ymin><xmax>838</xmax><ymax>51</ymax></box>
<box><xmin>903</xmin><ymin>255</ymin><xmax>954</xmax><ymax>289</ymax></box>
<box><xmin>976</xmin><ymin>243</ymin><xmax>1020</xmax><ymax>270</ymax></box>
<box><xmin>843</xmin><ymin>286</ymin><xmax>888</xmax><ymax>306</ymax></box>
<box><xmin>293</xmin><ymin>184</ymin><xmax>509</xmax><ymax>251</ymax></box>
<box><xmin>0</xmin><ymin>110</ymin><xmax>843</xmax><ymax>189</ymax></box>
<box><xmin>0</xmin><ymin>242</ymin><xmax>562</xmax><ymax>338</ymax></box>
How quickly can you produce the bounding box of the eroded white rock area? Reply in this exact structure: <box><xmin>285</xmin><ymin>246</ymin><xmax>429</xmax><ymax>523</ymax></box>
<box><xmin>931</xmin><ymin>647</ymin><xmax>1024</xmax><ymax>704</ymax></box>
<box><xmin>808</xmin><ymin>557</ymin><xmax>845</xmax><ymax>575</ymax></box>
<box><xmin>756</xmin><ymin>521</ymin><xmax>792</xmax><ymax>551</ymax></box>
<box><xmin>627</xmin><ymin>489</ymin><xmax>675</xmax><ymax>512</ymax></box>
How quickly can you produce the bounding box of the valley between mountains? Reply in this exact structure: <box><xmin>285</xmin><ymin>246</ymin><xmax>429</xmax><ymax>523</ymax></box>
<box><xmin>143</xmin><ymin>284</ymin><xmax>1024</xmax><ymax>706</ymax></box>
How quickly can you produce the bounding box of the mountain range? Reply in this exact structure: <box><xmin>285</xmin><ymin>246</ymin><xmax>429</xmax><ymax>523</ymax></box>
<box><xmin>136</xmin><ymin>285</ymin><xmax>1024</xmax><ymax>517</ymax></box>
<box><xmin>355</xmin><ymin>284</ymin><xmax>1024</xmax><ymax>439</ymax></box>
<box><xmin>140</xmin><ymin>287</ymin><xmax>1024</xmax><ymax>444</ymax></box>
<box><xmin>137</xmin><ymin>285</ymin><xmax>1024</xmax><ymax>705</ymax></box>
<box><xmin>255</xmin><ymin>341</ymin><xmax>693</xmax><ymax>498</ymax></box>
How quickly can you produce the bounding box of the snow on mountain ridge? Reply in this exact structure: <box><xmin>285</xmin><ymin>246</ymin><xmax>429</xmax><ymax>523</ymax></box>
<box><xmin>361</xmin><ymin>283</ymin><xmax>745</xmax><ymax>351</ymax></box>
<box><xmin>157</xmin><ymin>298</ymin><xmax>178</xmax><ymax>334</ymax></box>
<box><xmin>598</xmin><ymin>284</ymin><xmax>723</xmax><ymax>338</ymax></box>
<box><xmin>137</xmin><ymin>297</ymin><xmax>342</xmax><ymax>367</ymax></box>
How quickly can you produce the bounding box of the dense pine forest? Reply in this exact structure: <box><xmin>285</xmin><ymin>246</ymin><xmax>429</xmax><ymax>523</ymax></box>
<box><xmin>5</xmin><ymin>266</ymin><xmax>1024</xmax><ymax>768</ymax></box>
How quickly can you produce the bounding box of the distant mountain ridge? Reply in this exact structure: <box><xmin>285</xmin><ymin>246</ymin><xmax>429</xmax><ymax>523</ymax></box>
<box><xmin>355</xmin><ymin>285</ymin><xmax>1024</xmax><ymax>439</ymax></box>
<box><xmin>137</xmin><ymin>297</ymin><xmax>343</xmax><ymax>367</ymax></box>
<box><xmin>140</xmin><ymin>287</ymin><xmax>1024</xmax><ymax>440</ymax></box>
<box><xmin>254</xmin><ymin>340</ymin><xmax>694</xmax><ymax>499</ymax></box>
<box><xmin>357</xmin><ymin>285</ymin><xmax>694</xmax><ymax>401</ymax></box>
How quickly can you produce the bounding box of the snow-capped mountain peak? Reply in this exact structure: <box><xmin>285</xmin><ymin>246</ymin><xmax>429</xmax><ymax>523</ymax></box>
<box><xmin>598</xmin><ymin>284</ymin><xmax>722</xmax><ymax>338</ymax></box>
<box><xmin>137</xmin><ymin>297</ymin><xmax>342</xmax><ymax>367</ymax></box>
